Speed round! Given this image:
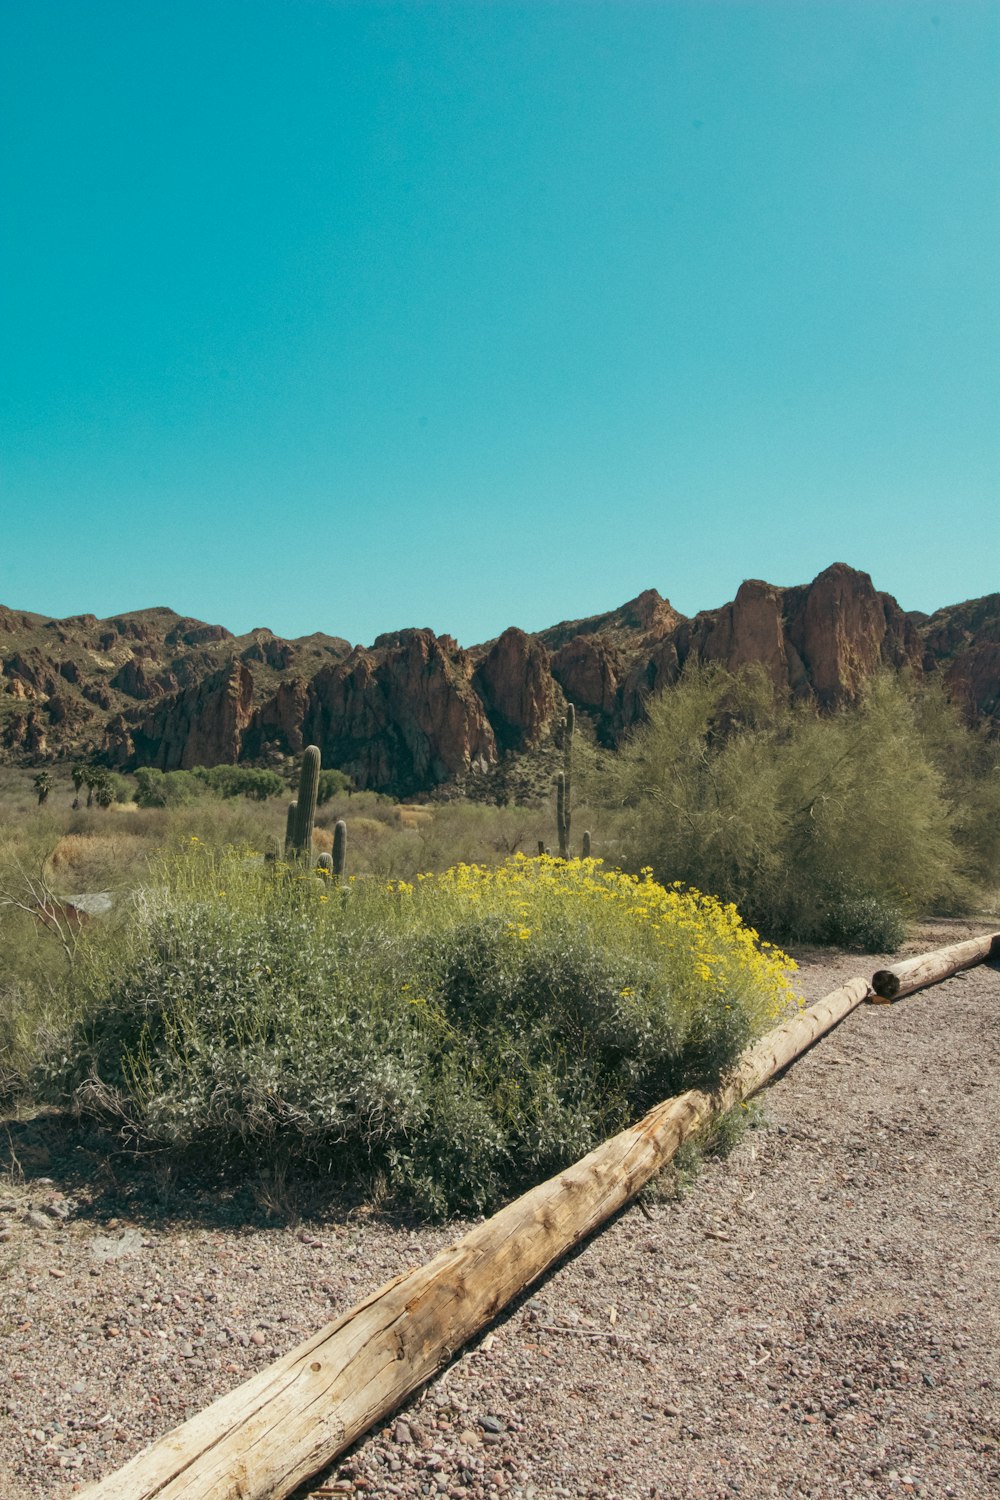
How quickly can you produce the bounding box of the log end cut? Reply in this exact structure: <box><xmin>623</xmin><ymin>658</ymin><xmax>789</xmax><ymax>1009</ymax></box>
<box><xmin>871</xmin><ymin>969</ymin><xmax>902</xmax><ymax>999</ymax></box>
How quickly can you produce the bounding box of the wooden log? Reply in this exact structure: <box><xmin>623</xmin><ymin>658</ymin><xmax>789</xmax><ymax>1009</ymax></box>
<box><xmin>77</xmin><ymin>978</ymin><xmax>869</xmax><ymax>1500</ymax></box>
<box><xmin>715</xmin><ymin>976</ymin><xmax>870</xmax><ymax>1112</ymax></box>
<box><xmin>870</xmin><ymin>930</ymin><xmax>1000</xmax><ymax>1001</ymax></box>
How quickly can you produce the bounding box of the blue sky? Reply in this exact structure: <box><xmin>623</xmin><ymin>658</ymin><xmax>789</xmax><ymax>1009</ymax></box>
<box><xmin>1</xmin><ymin>1</ymin><xmax>997</xmax><ymax>646</ymax></box>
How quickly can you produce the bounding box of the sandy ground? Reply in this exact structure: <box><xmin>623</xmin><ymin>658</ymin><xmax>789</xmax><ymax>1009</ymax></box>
<box><xmin>0</xmin><ymin>921</ymin><xmax>997</xmax><ymax>1500</ymax></box>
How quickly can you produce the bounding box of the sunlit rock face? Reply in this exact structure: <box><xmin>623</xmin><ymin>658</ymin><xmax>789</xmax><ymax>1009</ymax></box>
<box><xmin>1</xmin><ymin>569</ymin><xmax>996</xmax><ymax>786</ymax></box>
<box><xmin>474</xmin><ymin>628</ymin><xmax>555</xmax><ymax>753</ymax></box>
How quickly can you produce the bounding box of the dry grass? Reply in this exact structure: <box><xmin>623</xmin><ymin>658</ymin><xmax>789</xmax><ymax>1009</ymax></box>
<box><xmin>393</xmin><ymin>806</ymin><xmax>434</xmax><ymax>829</ymax></box>
<box><xmin>45</xmin><ymin>832</ymin><xmax>150</xmax><ymax>890</ymax></box>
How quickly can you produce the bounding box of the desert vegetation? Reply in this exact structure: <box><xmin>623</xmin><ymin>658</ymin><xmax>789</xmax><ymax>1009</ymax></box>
<box><xmin>1</xmin><ymin>668</ymin><xmax>997</xmax><ymax>1216</ymax></box>
<box><xmin>41</xmin><ymin>849</ymin><xmax>793</xmax><ymax>1216</ymax></box>
<box><xmin>607</xmin><ymin>667</ymin><xmax>1000</xmax><ymax>949</ymax></box>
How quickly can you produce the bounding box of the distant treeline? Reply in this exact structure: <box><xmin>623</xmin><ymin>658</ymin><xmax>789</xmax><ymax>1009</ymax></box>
<box><xmin>131</xmin><ymin>764</ymin><xmax>352</xmax><ymax>807</ymax></box>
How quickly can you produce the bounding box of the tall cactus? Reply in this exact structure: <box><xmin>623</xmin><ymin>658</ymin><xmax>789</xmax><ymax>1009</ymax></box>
<box><xmin>566</xmin><ymin>702</ymin><xmax>575</xmax><ymax>858</ymax></box>
<box><xmin>332</xmin><ymin>819</ymin><xmax>348</xmax><ymax>882</ymax></box>
<box><xmin>556</xmin><ymin>771</ymin><xmax>568</xmax><ymax>859</ymax></box>
<box><xmin>554</xmin><ymin>704</ymin><xmax>575</xmax><ymax>859</ymax></box>
<box><xmin>582</xmin><ymin>829</ymin><xmax>591</xmax><ymax>859</ymax></box>
<box><xmin>284</xmin><ymin>800</ymin><xmax>298</xmax><ymax>857</ymax></box>
<box><xmin>291</xmin><ymin>746</ymin><xmax>321</xmax><ymax>860</ymax></box>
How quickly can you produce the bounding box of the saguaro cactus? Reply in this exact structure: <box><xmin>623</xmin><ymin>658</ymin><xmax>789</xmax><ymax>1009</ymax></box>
<box><xmin>552</xmin><ymin>706</ymin><xmax>576</xmax><ymax>858</ymax></box>
<box><xmin>332</xmin><ymin>819</ymin><xmax>348</xmax><ymax>882</ymax></box>
<box><xmin>284</xmin><ymin>801</ymin><xmax>298</xmax><ymax>857</ymax></box>
<box><xmin>291</xmin><ymin>746</ymin><xmax>321</xmax><ymax>860</ymax></box>
<box><xmin>582</xmin><ymin>829</ymin><xmax>591</xmax><ymax>859</ymax></box>
<box><xmin>556</xmin><ymin>771</ymin><xmax>567</xmax><ymax>859</ymax></box>
<box><xmin>554</xmin><ymin>704</ymin><xmax>575</xmax><ymax>859</ymax></box>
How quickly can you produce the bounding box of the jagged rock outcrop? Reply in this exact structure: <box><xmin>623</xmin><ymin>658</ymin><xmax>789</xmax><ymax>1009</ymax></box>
<box><xmin>626</xmin><ymin>564</ymin><xmax>923</xmax><ymax>728</ymax></box>
<box><xmin>474</xmin><ymin>628</ymin><xmax>555</xmax><ymax>752</ymax></box>
<box><xmin>538</xmin><ymin>588</ymin><xmax>681</xmax><ymax>653</ymax></box>
<box><xmin>240</xmin><ymin>631</ymin><xmax>298</xmax><ymax>672</ymax></box>
<box><xmin>679</xmin><ymin>578</ymin><xmax>804</xmax><ymax>693</ymax></box>
<box><xmin>108</xmin><ymin>662</ymin><xmax>255</xmax><ymax>770</ymax></box>
<box><xmin>782</xmin><ymin>564</ymin><xmax>920</xmax><ymax>705</ymax></box>
<box><xmin>245</xmin><ymin>678</ymin><xmax>311</xmax><ymax>759</ymax></box>
<box><xmin>551</xmin><ymin>635</ymin><xmax>623</xmax><ymax>715</ymax></box>
<box><xmin>3</xmin><ymin>709</ymin><xmax>48</xmax><ymax>755</ymax></box>
<box><xmin>921</xmin><ymin>594</ymin><xmax>1000</xmax><ymax>720</ymax></box>
<box><xmin>304</xmin><ymin>630</ymin><xmax>496</xmax><ymax>797</ymax></box>
<box><xmin>110</xmin><ymin>656</ymin><xmax>178</xmax><ymax>700</ymax></box>
<box><xmin>1</xmin><ymin>566</ymin><xmax>996</xmax><ymax>788</ymax></box>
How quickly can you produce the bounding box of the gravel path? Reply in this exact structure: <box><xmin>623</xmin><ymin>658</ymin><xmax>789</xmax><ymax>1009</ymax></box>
<box><xmin>1</xmin><ymin>924</ymin><xmax>997</xmax><ymax>1500</ymax></box>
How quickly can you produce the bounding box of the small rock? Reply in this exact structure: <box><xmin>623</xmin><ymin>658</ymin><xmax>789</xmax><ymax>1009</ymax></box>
<box><xmin>25</xmin><ymin>1210</ymin><xmax>51</xmax><ymax>1230</ymax></box>
<box><xmin>478</xmin><ymin>1415</ymin><xmax>503</xmax><ymax>1434</ymax></box>
<box><xmin>91</xmin><ymin>1228</ymin><xmax>144</xmax><ymax>1263</ymax></box>
<box><xmin>393</xmin><ymin>1420</ymin><xmax>412</xmax><ymax>1445</ymax></box>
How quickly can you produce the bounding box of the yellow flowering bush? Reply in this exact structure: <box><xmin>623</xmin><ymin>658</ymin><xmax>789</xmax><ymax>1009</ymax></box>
<box><xmin>69</xmin><ymin>848</ymin><xmax>796</xmax><ymax>1217</ymax></box>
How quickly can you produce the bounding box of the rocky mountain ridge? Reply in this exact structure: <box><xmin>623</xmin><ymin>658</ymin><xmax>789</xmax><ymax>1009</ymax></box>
<box><xmin>2</xmin><ymin>564</ymin><xmax>997</xmax><ymax>797</ymax></box>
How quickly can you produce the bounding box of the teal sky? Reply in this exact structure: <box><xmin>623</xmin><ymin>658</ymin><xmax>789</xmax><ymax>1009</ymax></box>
<box><xmin>2</xmin><ymin>1</ymin><xmax>998</xmax><ymax>646</ymax></box>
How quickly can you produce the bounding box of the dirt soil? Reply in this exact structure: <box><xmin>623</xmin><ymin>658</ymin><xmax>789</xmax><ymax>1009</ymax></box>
<box><xmin>0</xmin><ymin>920</ymin><xmax>997</xmax><ymax>1500</ymax></box>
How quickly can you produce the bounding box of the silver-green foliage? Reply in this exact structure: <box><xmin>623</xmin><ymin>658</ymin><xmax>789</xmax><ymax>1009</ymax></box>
<box><xmin>610</xmin><ymin>664</ymin><xmax>1000</xmax><ymax>946</ymax></box>
<box><xmin>59</xmin><ymin>845</ymin><xmax>782</xmax><ymax>1217</ymax></box>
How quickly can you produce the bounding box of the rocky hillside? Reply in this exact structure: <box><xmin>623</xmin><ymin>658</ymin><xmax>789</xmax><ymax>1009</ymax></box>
<box><xmin>2</xmin><ymin>564</ymin><xmax>997</xmax><ymax>796</ymax></box>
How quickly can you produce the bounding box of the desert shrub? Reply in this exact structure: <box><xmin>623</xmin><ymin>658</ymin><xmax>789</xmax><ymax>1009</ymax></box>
<box><xmin>818</xmin><ymin>892</ymin><xmax>907</xmax><ymax>952</ymax></box>
<box><xmin>0</xmin><ymin>830</ymin><xmax>89</xmax><ymax>1100</ymax></box>
<box><xmin>136</xmin><ymin>765</ymin><xmax>285</xmax><ymax>806</ymax></box>
<box><xmin>608</xmin><ymin>666</ymin><xmax>997</xmax><ymax>947</ymax></box>
<box><xmin>192</xmin><ymin>765</ymin><xmax>285</xmax><ymax>801</ymax></box>
<box><xmin>317</xmin><ymin>769</ymin><xmax>353</xmax><ymax>803</ymax></box>
<box><xmin>58</xmin><ymin>848</ymin><xmax>796</xmax><ymax>1216</ymax></box>
<box><xmin>134</xmin><ymin>768</ymin><xmax>204</xmax><ymax>808</ymax></box>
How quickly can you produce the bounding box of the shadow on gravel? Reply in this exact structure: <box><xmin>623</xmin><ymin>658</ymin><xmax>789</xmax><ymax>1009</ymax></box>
<box><xmin>0</xmin><ymin>1107</ymin><xmax>426</xmax><ymax>1235</ymax></box>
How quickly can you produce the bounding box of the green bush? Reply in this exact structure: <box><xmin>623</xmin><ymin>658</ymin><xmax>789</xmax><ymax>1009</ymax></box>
<box><xmin>135</xmin><ymin>765</ymin><xmax>285</xmax><ymax>807</ymax></box>
<box><xmin>60</xmin><ymin>848</ymin><xmax>796</xmax><ymax>1217</ymax></box>
<box><xmin>192</xmin><ymin>765</ymin><xmax>285</xmax><ymax>801</ymax></box>
<box><xmin>317</xmin><ymin>768</ymin><xmax>353</xmax><ymax>804</ymax></box>
<box><xmin>134</xmin><ymin>768</ymin><xmax>204</xmax><ymax>808</ymax></box>
<box><xmin>608</xmin><ymin>666</ymin><xmax>999</xmax><ymax>947</ymax></box>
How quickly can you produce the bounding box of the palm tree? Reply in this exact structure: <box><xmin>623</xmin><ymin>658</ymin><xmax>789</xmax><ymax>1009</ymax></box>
<box><xmin>33</xmin><ymin>771</ymin><xmax>53</xmax><ymax>806</ymax></box>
